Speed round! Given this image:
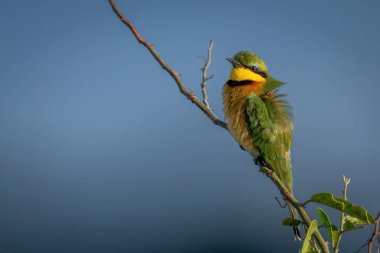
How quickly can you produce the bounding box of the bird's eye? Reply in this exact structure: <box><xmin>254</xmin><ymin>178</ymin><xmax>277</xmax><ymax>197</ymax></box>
<box><xmin>248</xmin><ymin>64</ymin><xmax>259</xmax><ymax>72</ymax></box>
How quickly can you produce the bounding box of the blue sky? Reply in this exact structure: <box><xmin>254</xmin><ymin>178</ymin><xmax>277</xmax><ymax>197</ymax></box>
<box><xmin>0</xmin><ymin>1</ymin><xmax>379</xmax><ymax>252</ymax></box>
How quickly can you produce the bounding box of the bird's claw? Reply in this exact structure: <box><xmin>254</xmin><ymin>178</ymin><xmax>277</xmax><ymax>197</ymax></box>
<box><xmin>254</xmin><ymin>156</ymin><xmax>265</xmax><ymax>166</ymax></box>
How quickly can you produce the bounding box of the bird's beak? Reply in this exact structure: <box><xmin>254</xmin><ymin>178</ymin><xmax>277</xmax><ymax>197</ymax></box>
<box><xmin>226</xmin><ymin>58</ymin><xmax>244</xmax><ymax>68</ymax></box>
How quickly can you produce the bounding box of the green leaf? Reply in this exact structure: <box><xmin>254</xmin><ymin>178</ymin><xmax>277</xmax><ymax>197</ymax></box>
<box><xmin>331</xmin><ymin>229</ymin><xmax>339</xmax><ymax>248</ymax></box>
<box><xmin>300</xmin><ymin>220</ymin><xmax>318</xmax><ymax>253</ymax></box>
<box><xmin>316</xmin><ymin>208</ymin><xmax>335</xmax><ymax>246</ymax></box>
<box><xmin>346</xmin><ymin>215</ymin><xmax>367</xmax><ymax>225</ymax></box>
<box><xmin>282</xmin><ymin>217</ymin><xmax>303</xmax><ymax>227</ymax></box>
<box><xmin>305</xmin><ymin>193</ymin><xmax>375</xmax><ymax>224</ymax></box>
<box><xmin>343</xmin><ymin>219</ymin><xmax>364</xmax><ymax>232</ymax></box>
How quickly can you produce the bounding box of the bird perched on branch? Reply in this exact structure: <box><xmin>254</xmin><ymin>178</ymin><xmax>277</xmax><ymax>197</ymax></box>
<box><xmin>223</xmin><ymin>51</ymin><xmax>300</xmax><ymax>240</ymax></box>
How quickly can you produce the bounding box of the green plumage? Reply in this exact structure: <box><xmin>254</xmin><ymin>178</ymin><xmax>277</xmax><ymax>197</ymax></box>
<box><xmin>230</xmin><ymin>50</ymin><xmax>294</xmax><ymax>192</ymax></box>
<box><xmin>245</xmin><ymin>91</ymin><xmax>294</xmax><ymax>191</ymax></box>
<box><xmin>225</xmin><ymin>50</ymin><xmax>300</xmax><ymax>239</ymax></box>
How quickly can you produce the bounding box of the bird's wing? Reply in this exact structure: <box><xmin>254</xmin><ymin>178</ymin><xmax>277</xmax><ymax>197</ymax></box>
<box><xmin>245</xmin><ymin>91</ymin><xmax>294</xmax><ymax>190</ymax></box>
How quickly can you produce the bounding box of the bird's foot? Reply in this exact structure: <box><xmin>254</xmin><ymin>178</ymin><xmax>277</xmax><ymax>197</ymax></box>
<box><xmin>254</xmin><ymin>156</ymin><xmax>265</xmax><ymax>166</ymax></box>
<box><xmin>239</xmin><ymin>145</ymin><xmax>246</xmax><ymax>151</ymax></box>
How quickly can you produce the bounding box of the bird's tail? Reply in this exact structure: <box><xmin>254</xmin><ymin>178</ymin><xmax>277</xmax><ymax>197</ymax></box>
<box><xmin>287</xmin><ymin>202</ymin><xmax>302</xmax><ymax>241</ymax></box>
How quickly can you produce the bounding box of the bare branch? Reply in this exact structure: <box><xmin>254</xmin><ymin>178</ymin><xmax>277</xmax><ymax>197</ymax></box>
<box><xmin>355</xmin><ymin>212</ymin><xmax>380</xmax><ymax>253</ymax></box>
<box><xmin>357</xmin><ymin>243</ymin><xmax>368</xmax><ymax>253</ymax></box>
<box><xmin>369</xmin><ymin>212</ymin><xmax>380</xmax><ymax>253</ymax></box>
<box><xmin>201</xmin><ymin>39</ymin><xmax>213</xmax><ymax>109</ymax></box>
<box><xmin>108</xmin><ymin>0</ymin><xmax>227</xmax><ymax>129</ymax></box>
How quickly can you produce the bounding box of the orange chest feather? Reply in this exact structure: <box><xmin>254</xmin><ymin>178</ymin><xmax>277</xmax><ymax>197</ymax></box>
<box><xmin>223</xmin><ymin>83</ymin><xmax>263</xmax><ymax>156</ymax></box>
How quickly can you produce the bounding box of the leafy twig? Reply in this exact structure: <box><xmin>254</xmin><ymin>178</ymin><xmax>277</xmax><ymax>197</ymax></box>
<box><xmin>260</xmin><ymin>166</ymin><xmax>330</xmax><ymax>253</ymax></box>
<box><xmin>334</xmin><ymin>175</ymin><xmax>351</xmax><ymax>253</ymax></box>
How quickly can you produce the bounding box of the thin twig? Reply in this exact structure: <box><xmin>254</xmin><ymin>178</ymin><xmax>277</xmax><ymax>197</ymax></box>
<box><xmin>357</xmin><ymin>243</ymin><xmax>368</xmax><ymax>253</ymax></box>
<box><xmin>355</xmin><ymin>212</ymin><xmax>380</xmax><ymax>253</ymax></box>
<box><xmin>369</xmin><ymin>212</ymin><xmax>380</xmax><ymax>253</ymax></box>
<box><xmin>108</xmin><ymin>0</ymin><xmax>227</xmax><ymax>129</ymax></box>
<box><xmin>201</xmin><ymin>39</ymin><xmax>213</xmax><ymax>109</ymax></box>
<box><xmin>334</xmin><ymin>175</ymin><xmax>351</xmax><ymax>253</ymax></box>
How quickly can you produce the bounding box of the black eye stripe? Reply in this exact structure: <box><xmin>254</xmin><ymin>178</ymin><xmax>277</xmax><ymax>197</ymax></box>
<box><xmin>257</xmin><ymin>71</ymin><xmax>267</xmax><ymax>78</ymax></box>
<box><xmin>242</xmin><ymin>64</ymin><xmax>267</xmax><ymax>78</ymax></box>
<box><xmin>227</xmin><ymin>80</ymin><xmax>253</xmax><ymax>86</ymax></box>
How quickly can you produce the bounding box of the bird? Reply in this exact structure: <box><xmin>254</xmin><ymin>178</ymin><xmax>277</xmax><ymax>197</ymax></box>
<box><xmin>223</xmin><ymin>51</ymin><xmax>301</xmax><ymax>240</ymax></box>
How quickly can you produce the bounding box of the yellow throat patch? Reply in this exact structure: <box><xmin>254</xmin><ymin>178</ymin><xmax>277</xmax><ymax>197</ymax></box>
<box><xmin>229</xmin><ymin>67</ymin><xmax>266</xmax><ymax>82</ymax></box>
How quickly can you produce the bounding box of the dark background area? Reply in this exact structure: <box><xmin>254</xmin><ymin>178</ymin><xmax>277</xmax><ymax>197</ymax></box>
<box><xmin>0</xmin><ymin>1</ymin><xmax>379</xmax><ymax>252</ymax></box>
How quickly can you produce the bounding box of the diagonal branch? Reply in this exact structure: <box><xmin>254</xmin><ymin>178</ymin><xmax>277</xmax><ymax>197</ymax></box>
<box><xmin>108</xmin><ymin>0</ymin><xmax>227</xmax><ymax>129</ymax></box>
<box><xmin>200</xmin><ymin>39</ymin><xmax>214</xmax><ymax>110</ymax></box>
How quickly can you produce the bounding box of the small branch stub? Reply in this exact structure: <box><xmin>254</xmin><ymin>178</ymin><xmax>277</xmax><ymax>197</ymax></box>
<box><xmin>201</xmin><ymin>39</ymin><xmax>214</xmax><ymax>110</ymax></box>
<box><xmin>334</xmin><ymin>175</ymin><xmax>351</xmax><ymax>253</ymax></box>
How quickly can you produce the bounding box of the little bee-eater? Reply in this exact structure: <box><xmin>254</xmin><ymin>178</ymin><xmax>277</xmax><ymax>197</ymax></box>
<box><xmin>223</xmin><ymin>51</ymin><xmax>301</xmax><ymax>240</ymax></box>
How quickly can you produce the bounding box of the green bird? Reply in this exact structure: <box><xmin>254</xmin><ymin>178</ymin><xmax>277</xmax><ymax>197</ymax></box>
<box><xmin>223</xmin><ymin>51</ymin><xmax>300</xmax><ymax>240</ymax></box>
